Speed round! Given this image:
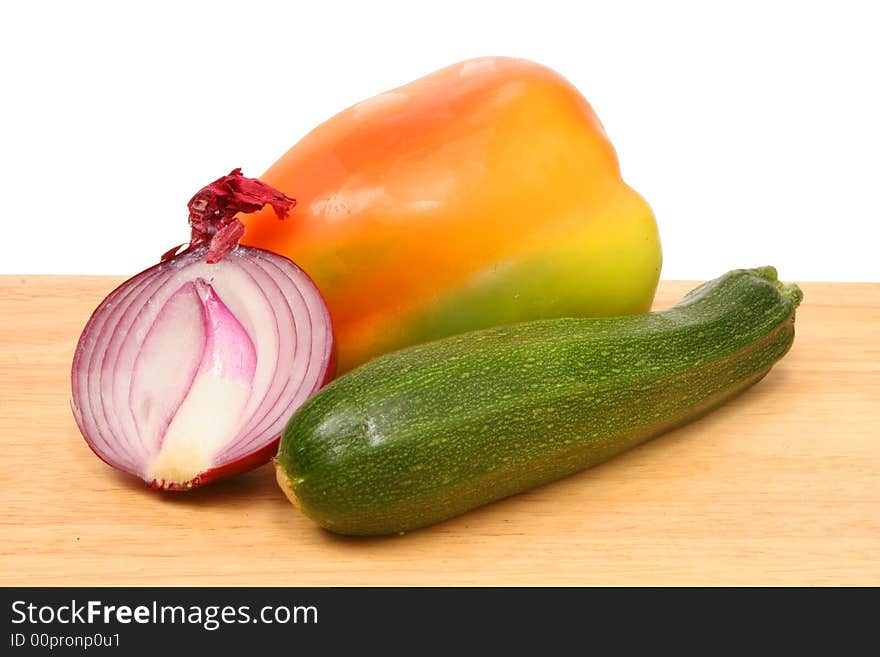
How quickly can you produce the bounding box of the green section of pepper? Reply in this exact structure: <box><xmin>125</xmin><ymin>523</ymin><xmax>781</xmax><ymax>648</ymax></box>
<box><xmin>340</xmin><ymin>191</ymin><xmax>662</xmax><ymax>366</ymax></box>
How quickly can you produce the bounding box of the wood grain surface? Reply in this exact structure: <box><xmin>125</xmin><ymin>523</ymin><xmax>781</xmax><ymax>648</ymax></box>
<box><xmin>0</xmin><ymin>276</ymin><xmax>877</xmax><ymax>586</ymax></box>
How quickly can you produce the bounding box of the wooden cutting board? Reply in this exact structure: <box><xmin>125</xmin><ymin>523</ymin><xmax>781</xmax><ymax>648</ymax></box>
<box><xmin>0</xmin><ymin>276</ymin><xmax>877</xmax><ymax>586</ymax></box>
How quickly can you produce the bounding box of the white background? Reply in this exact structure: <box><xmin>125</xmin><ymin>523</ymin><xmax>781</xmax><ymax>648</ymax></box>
<box><xmin>2</xmin><ymin>0</ymin><xmax>878</xmax><ymax>281</ymax></box>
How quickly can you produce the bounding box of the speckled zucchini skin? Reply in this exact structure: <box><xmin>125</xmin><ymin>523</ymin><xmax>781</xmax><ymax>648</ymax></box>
<box><xmin>276</xmin><ymin>267</ymin><xmax>802</xmax><ymax>535</ymax></box>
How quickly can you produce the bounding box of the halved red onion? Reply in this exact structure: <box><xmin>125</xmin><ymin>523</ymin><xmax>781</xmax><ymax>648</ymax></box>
<box><xmin>71</xmin><ymin>170</ymin><xmax>334</xmax><ymax>489</ymax></box>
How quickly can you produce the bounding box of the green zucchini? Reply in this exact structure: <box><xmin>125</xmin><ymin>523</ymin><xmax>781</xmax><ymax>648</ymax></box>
<box><xmin>276</xmin><ymin>267</ymin><xmax>802</xmax><ymax>535</ymax></box>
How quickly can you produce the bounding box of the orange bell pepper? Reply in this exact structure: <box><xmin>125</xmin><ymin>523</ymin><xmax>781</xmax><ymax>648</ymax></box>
<box><xmin>242</xmin><ymin>57</ymin><xmax>661</xmax><ymax>372</ymax></box>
